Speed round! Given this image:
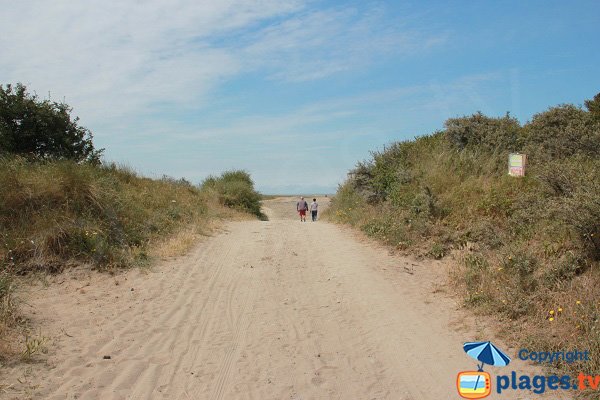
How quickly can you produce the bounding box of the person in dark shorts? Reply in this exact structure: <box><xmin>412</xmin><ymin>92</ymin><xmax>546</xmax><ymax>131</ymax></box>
<box><xmin>296</xmin><ymin>196</ymin><xmax>308</xmax><ymax>222</ymax></box>
<box><xmin>310</xmin><ymin>198</ymin><xmax>318</xmax><ymax>221</ymax></box>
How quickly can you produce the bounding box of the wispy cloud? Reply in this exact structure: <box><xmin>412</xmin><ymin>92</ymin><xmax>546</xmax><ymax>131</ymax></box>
<box><xmin>0</xmin><ymin>1</ymin><xmax>304</xmax><ymax>121</ymax></box>
<box><xmin>0</xmin><ymin>1</ymin><xmax>452</xmax><ymax>192</ymax></box>
<box><xmin>242</xmin><ymin>6</ymin><xmax>448</xmax><ymax>81</ymax></box>
<box><xmin>0</xmin><ymin>1</ymin><xmax>446</xmax><ymax>123</ymax></box>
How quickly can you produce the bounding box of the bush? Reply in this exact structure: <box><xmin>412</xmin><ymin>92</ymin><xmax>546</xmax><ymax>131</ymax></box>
<box><xmin>201</xmin><ymin>170</ymin><xmax>265</xmax><ymax>219</ymax></box>
<box><xmin>0</xmin><ymin>157</ymin><xmax>266</xmax><ymax>363</ymax></box>
<box><xmin>444</xmin><ymin>112</ymin><xmax>522</xmax><ymax>153</ymax></box>
<box><xmin>523</xmin><ymin>104</ymin><xmax>600</xmax><ymax>160</ymax></box>
<box><xmin>329</xmin><ymin>92</ymin><xmax>600</xmax><ymax>377</ymax></box>
<box><xmin>585</xmin><ymin>92</ymin><xmax>600</xmax><ymax>122</ymax></box>
<box><xmin>536</xmin><ymin>157</ymin><xmax>600</xmax><ymax>260</ymax></box>
<box><xmin>0</xmin><ymin>157</ymin><xmax>214</xmax><ymax>271</ymax></box>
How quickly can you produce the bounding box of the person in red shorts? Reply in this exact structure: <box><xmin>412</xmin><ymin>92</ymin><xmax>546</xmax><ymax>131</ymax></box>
<box><xmin>296</xmin><ymin>196</ymin><xmax>309</xmax><ymax>222</ymax></box>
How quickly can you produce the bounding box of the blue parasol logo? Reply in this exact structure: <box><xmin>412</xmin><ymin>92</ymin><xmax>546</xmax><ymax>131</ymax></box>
<box><xmin>457</xmin><ymin>341</ymin><xmax>511</xmax><ymax>398</ymax></box>
<box><xmin>463</xmin><ymin>341</ymin><xmax>511</xmax><ymax>371</ymax></box>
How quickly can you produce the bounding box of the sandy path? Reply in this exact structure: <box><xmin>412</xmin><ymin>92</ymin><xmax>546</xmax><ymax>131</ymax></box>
<box><xmin>1</xmin><ymin>197</ymin><xmax>570</xmax><ymax>399</ymax></box>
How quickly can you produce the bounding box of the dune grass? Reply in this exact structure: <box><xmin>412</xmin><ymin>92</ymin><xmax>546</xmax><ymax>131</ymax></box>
<box><xmin>201</xmin><ymin>170</ymin><xmax>267</xmax><ymax>220</ymax></box>
<box><xmin>0</xmin><ymin>158</ymin><xmax>263</xmax><ymax>360</ymax></box>
<box><xmin>329</xmin><ymin>101</ymin><xmax>600</xmax><ymax>379</ymax></box>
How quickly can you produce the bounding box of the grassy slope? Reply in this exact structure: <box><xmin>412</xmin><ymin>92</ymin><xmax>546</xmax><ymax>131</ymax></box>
<box><xmin>328</xmin><ymin>105</ymin><xmax>600</xmax><ymax>379</ymax></box>
<box><xmin>0</xmin><ymin>158</ymin><xmax>262</xmax><ymax>359</ymax></box>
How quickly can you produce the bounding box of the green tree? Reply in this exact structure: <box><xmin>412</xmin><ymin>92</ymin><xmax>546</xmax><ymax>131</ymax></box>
<box><xmin>0</xmin><ymin>83</ymin><xmax>102</xmax><ymax>162</ymax></box>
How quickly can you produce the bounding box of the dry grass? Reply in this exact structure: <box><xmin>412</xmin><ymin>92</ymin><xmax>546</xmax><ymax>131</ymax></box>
<box><xmin>148</xmin><ymin>207</ymin><xmax>251</xmax><ymax>260</ymax></box>
<box><xmin>329</xmin><ymin>104</ymin><xmax>600</xmax><ymax>381</ymax></box>
<box><xmin>0</xmin><ymin>159</ymin><xmax>265</xmax><ymax>361</ymax></box>
<box><xmin>149</xmin><ymin>227</ymin><xmax>203</xmax><ymax>260</ymax></box>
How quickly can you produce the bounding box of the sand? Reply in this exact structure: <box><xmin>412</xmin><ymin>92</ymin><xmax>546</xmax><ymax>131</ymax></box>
<box><xmin>0</xmin><ymin>197</ymin><xmax>571</xmax><ymax>399</ymax></box>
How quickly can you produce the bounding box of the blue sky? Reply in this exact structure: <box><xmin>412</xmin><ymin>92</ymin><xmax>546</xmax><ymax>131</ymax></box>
<box><xmin>1</xmin><ymin>1</ymin><xmax>599</xmax><ymax>193</ymax></box>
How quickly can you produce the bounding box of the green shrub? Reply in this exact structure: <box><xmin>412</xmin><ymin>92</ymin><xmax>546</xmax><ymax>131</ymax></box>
<box><xmin>585</xmin><ymin>92</ymin><xmax>600</xmax><ymax>122</ymax></box>
<box><xmin>537</xmin><ymin>157</ymin><xmax>600</xmax><ymax>260</ymax></box>
<box><xmin>523</xmin><ymin>105</ymin><xmax>600</xmax><ymax>160</ymax></box>
<box><xmin>444</xmin><ymin>112</ymin><xmax>522</xmax><ymax>153</ymax></box>
<box><xmin>428</xmin><ymin>242</ymin><xmax>447</xmax><ymax>259</ymax></box>
<box><xmin>330</xmin><ymin>93</ymin><xmax>600</xmax><ymax>377</ymax></box>
<box><xmin>463</xmin><ymin>254</ymin><xmax>493</xmax><ymax>306</ymax></box>
<box><xmin>201</xmin><ymin>170</ymin><xmax>265</xmax><ymax>219</ymax></box>
<box><xmin>0</xmin><ymin>157</ymin><xmax>214</xmax><ymax>271</ymax></box>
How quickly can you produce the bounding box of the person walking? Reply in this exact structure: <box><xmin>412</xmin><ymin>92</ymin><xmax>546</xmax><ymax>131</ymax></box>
<box><xmin>296</xmin><ymin>196</ymin><xmax>309</xmax><ymax>222</ymax></box>
<box><xmin>310</xmin><ymin>198</ymin><xmax>318</xmax><ymax>222</ymax></box>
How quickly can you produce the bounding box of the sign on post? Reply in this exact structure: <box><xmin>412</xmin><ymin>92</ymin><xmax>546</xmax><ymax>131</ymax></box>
<box><xmin>508</xmin><ymin>153</ymin><xmax>526</xmax><ymax>177</ymax></box>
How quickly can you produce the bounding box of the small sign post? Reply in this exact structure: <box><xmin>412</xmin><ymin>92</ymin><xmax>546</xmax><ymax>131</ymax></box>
<box><xmin>508</xmin><ymin>153</ymin><xmax>526</xmax><ymax>177</ymax></box>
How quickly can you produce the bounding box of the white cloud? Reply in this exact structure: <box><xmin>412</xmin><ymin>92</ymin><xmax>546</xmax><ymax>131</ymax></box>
<box><xmin>0</xmin><ymin>0</ymin><xmax>304</xmax><ymax>122</ymax></box>
<box><xmin>0</xmin><ymin>1</ymin><xmax>446</xmax><ymax>123</ymax></box>
<box><xmin>0</xmin><ymin>1</ymin><xmax>452</xmax><ymax>192</ymax></box>
<box><xmin>242</xmin><ymin>6</ymin><xmax>447</xmax><ymax>81</ymax></box>
<box><xmin>92</xmin><ymin>71</ymin><xmax>503</xmax><ymax>161</ymax></box>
